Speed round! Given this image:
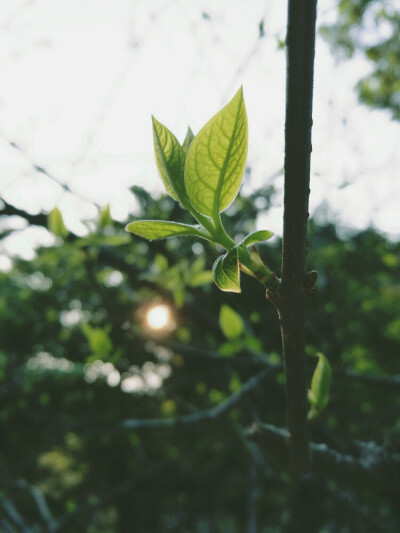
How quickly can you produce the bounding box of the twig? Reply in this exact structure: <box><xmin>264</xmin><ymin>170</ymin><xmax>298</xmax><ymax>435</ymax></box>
<box><xmin>277</xmin><ymin>0</ymin><xmax>318</xmax><ymax>473</ymax></box>
<box><xmin>0</xmin><ymin>519</ymin><xmax>17</xmax><ymax>533</ymax></box>
<box><xmin>1</xmin><ymin>499</ymin><xmax>32</xmax><ymax>533</ymax></box>
<box><xmin>1</xmin><ymin>133</ymin><xmax>100</xmax><ymax>207</ymax></box>
<box><xmin>169</xmin><ymin>341</ymin><xmax>279</xmax><ymax>369</ymax></box>
<box><xmin>122</xmin><ymin>368</ymin><xmax>271</xmax><ymax>429</ymax></box>
<box><xmin>245</xmin><ymin>422</ymin><xmax>400</xmax><ymax>490</ymax></box>
<box><xmin>15</xmin><ymin>479</ymin><xmax>57</xmax><ymax>533</ymax></box>
<box><xmin>173</xmin><ymin>343</ymin><xmax>400</xmax><ymax>390</ymax></box>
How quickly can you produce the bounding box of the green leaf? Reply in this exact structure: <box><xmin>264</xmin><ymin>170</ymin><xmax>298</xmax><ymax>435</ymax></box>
<box><xmin>99</xmin><ymin>204</ymin><xmax>112</xmax><ymax>228</ymax></box>
<box><xmin>243</xmin><ymin>334</ymin><xmax>263</xmax><ymax>353</ymax></box>
<box><xmin>219</xmin><ymin>339</ymin><xmax>243</xmax><ymax>357</ymax></box>
<box><xmin>125</xmin><ymin>220</ymin><xmax>209</xmax><ymax>241</ymax></box>
<box><xmin>241</xmin><ymin>230</ymin><xmax>274</xmax><ymax>247</ymax></box>
<box><xmin>173</xmin><ymin>288</ymin><xmax>186</xmax><ymax>308</ymax></box>
<box><xmin>181</xmin><ymin>127</ymin><xmax>195</xmax><ymax>154</ymax></box>
<box><xmin>48</xmin><ymin>207</ymin><xmax>68</xmax><ymax>238</ymax></box>
<box><xmin>219</xmin><ymin>304</ymin><xmax>245</xmax><ymax>339</ymax></box>
<box><xmin>212</xmin><ymin>247</ymin><xmax>241</xmax><ymax>293</ymax></box>
<box><xmin>81</xmin><ymin>324</ymin><xmax>113</xmax><ymax>357</ymax></box>
<box><xmin>76</xmin><ymin>235</ymin><xmax>130</xmax><ymax>247</ymax></box>
<box><xmin>152</xmin><ymin>116</ymin><xmax>187</xmax><ymax>204</ymax></box>
<box><xmin>188</xmin><ymin>270</ymin><xmax>213</xmax><ymax>287</ymax></box>
<box><xmin>154</xmin><ymin>253</ymin><xmax>169</xmax><ymax>272</ymax></box>
<box><xmin>185</xmin><ymin>87</ymin><xmax>248</xmax><ymax>218</ymax></box>
<box><xmin>308</xmin><ymin>352</ymin><xmax>332</xmax><ymax>419</ymax></box>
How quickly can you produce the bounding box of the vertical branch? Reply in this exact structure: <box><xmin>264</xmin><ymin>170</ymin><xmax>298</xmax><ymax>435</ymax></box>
<box><xmin>279</xmin><ymin>0</ymin><xmax>318</xmax><ymax>472</ymax></box>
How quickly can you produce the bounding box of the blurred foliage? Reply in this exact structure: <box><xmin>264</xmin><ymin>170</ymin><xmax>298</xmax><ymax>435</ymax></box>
<box><xmin>321</xmin><ymin>0</ymin><xmax>400</xmax><ymax>119</ymax></box>
<box><xmin>0</xmin><ymin>183</ymin><xmax>399</xmax><ymax>531</ymax></box>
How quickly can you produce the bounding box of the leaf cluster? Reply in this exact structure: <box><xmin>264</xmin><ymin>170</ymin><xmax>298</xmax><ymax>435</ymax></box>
<box><xmin>126</xmin><ymin>88</ymin><xmax>278</xmax><ymax>293</ymax></box>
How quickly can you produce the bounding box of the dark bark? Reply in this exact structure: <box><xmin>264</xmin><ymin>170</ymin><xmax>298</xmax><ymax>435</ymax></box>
<box><xmin>279</xmin><ymin>0</ymin><xmax>318</xmax><ymax>472</ymax></box>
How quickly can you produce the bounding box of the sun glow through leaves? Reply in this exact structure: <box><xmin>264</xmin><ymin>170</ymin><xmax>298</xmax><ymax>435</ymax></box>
<box><xmin>146</xmin><ymin>304</ymin><xmax>172</xmax><ymax>331</ymax></box>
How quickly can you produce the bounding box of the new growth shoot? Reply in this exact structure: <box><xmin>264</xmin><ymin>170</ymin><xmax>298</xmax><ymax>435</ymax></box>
<box><xmin>126</xmin><ymin>88</ymin><xmax>279</xmax><ymax>296</ymax></box>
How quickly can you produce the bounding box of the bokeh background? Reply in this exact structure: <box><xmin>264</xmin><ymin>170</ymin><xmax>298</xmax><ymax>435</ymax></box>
<box><xmin>1</xmin><ymin>1</ymin><xmax>400</xmax><ymax>531</ymax></box>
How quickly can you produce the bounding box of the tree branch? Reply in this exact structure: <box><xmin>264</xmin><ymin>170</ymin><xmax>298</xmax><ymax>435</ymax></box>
<box><xmin>277</xmin><ymin>0</ymin><xmax>318</xmax><ymax>472</ymax></box>
<box><xmin>1</xmin><ymin>134</ymin><xmax>99</xmax><ymax>207</ymax></box>
<box><xmin>122</xmin><ymin>368</ymin><xmax>271</xmax><ymax>430</ymax></box>
<box><xmin>14</xmin><ymin>480</ymin><xmax>56</xmax><ymax>533</ymax></box>
<box><xmin>1</xmin><ymin>499</ymin><xmax>32</xmax><ymax>533</ymax></box>
<box><xmin>170</xmin><ymin>343</ymin><xmax>400</xmax><ymax>389</ymax></box>
<box><xmin>245</xmin><ymin>422</ymin><xmax>400</xmax><ymax>490</ymax></box>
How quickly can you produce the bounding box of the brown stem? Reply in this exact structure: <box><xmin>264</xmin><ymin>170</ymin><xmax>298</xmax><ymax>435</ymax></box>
<box><xmin>278</xmin><ymin>0</ymin><xmax>318</xmax><ymax>472</ymax></box>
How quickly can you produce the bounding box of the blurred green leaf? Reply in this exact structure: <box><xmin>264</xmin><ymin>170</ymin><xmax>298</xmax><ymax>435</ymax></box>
<box><xmin>188</xmin><ymin>270</ymin><xmax>213</xmax><ymax>287</ymax></box>
<box><xmin>219</xmin><ymin>304</ymin><xmax>244</xmax><ymax>339</ymax></box>
<box><xmin>308</xmin><ymin>352</ymin><xmax>332</xmax><ymax>419</ymax></box>
<box><xmin>48</xmin><ymin>207</ymin><xmax>68</xmax><ymax>238</ymax></box>
<box><xmin>81</xmin><ymin>323</ymin><xmax>113</xmax><ymax>358</ymax></box>
<box><xmin>99</xmin><ymin>204</ymin><xmax>112</xmax><ymax>229</ymax></box>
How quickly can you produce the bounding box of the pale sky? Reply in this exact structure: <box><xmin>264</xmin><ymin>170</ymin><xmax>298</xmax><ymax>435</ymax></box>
<box><xmin>1</xmin><ymin>0</ymin><xmax>399</xmax><ymax>267</ymax></box>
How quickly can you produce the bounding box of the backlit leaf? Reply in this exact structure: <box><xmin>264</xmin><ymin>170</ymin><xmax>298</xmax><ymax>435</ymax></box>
<box><xmin>212</xmin><ymin>247</ymin><xmax>241</xmax><ymax>293</ymax></box>
<box><xmin>185</xmin><ymin>87</ymin><xmax>248</xmax><ymax>218</ymax></box>
<box><xmin>181</xmin><ymin>127</ymin><xmax>195</xmax><ymax>154</ymax></box>
<box><xmin>126</xmin><ymin>220</ymin><xmax>208</xmax><ymax>241</ymax></box>
<box><xmin>241</xmin><ymin>230</ymin><xmax>274</xmax><ymax>247</ymax></box>
<box><xmin>152</xmin><ymin>116</ymin><xmax>188</xmax><ymax>204</ymax></box>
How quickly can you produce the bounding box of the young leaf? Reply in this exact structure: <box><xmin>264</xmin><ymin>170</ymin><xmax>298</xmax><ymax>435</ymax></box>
<box><xmin>185</xmin><ymin>87</ymin><xmax>248</xmax><ymax>218</ymax></box>
<box><xmin>181</xmin><ymin>127</ymin><xmax>195</xmax><ymax>154</ymax></box>
<box><xmin>126</xmin><ymin>220</ymin><xmax>209</xmax><ymax>241</ymax></box>
<box><xmin>219</xmin><ymin>304</ymin><xmax>245</xmax><ymax>339</ymax></box>
<box><xmin>99</xmin><ymin>204</ymin><xmax>112</xmax><ymax>229</ymax></box>
<box><xmin>152</xmin><ymin>116</ymin><xmax>187</xmax><ymax>204</ymax></box>
<box><xmin>308</xmin><ymin>352</ymin><xmax>332</xmax><ymax>419</ymax></box>
<box><xmin>48</xmin><ymin>207</ymin><xmax>68</xmax><ymax>238</ymax></box>
<box><xmin>241</xmin><ymin>230</ymin><xmax>274</xmax><ymax>247</ymax></box>
<box><xmin>212</xmin><ymin>247</ymin><xmax>241</xmax><ymax>293</ymax></box>
<box><xmin>238</xmin><ymin>246</ymin><xmax>280</xmax><ymax>290</ymax></box>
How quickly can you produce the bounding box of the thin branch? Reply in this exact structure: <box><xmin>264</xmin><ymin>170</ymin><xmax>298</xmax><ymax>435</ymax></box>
<box><xmin>170</xmin><ymin>343</ymin><xmax>400</xmax><ymax>389</ymax></box>
<box><xmin>122</xmin><ymin>368</ymin><xmax>271</xmax><ymax>430</ymax></box>
<box><xmin>0</xmin><ymin>519</ymin><xmax>17</xmax><ymax>533</ymax></box>
<box><xmin>1</xmin><ymin>133</ymin><xmax>100</xmax><ymax>207</ymax></box>
<box><xmin>245</xmin><ymin>422</ymin><xmax>400</xmax><ymax>490</ymax></box>
<box><xmin>1</xmin><ymin>499</ymin><xmax>32</xmax><ymax>533</ymax></box>
<box><xmin>169</xmin><ymin>341</ymin><xmax>278</xmax><ymax>369</ymax></box>
<box><xmin>335</xmin><ymin>368</ymin><xmax>400</xmax><ymax>388</ymax></box>
<box><xmin>15</xmin><ymin>480</ymin><xmax>56</xmax><ymax>533</ymax></box>
<box><xmin>277</xmin><ymin>0</ymin><xmax>318</xmax><ymax>473</ymax></box>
